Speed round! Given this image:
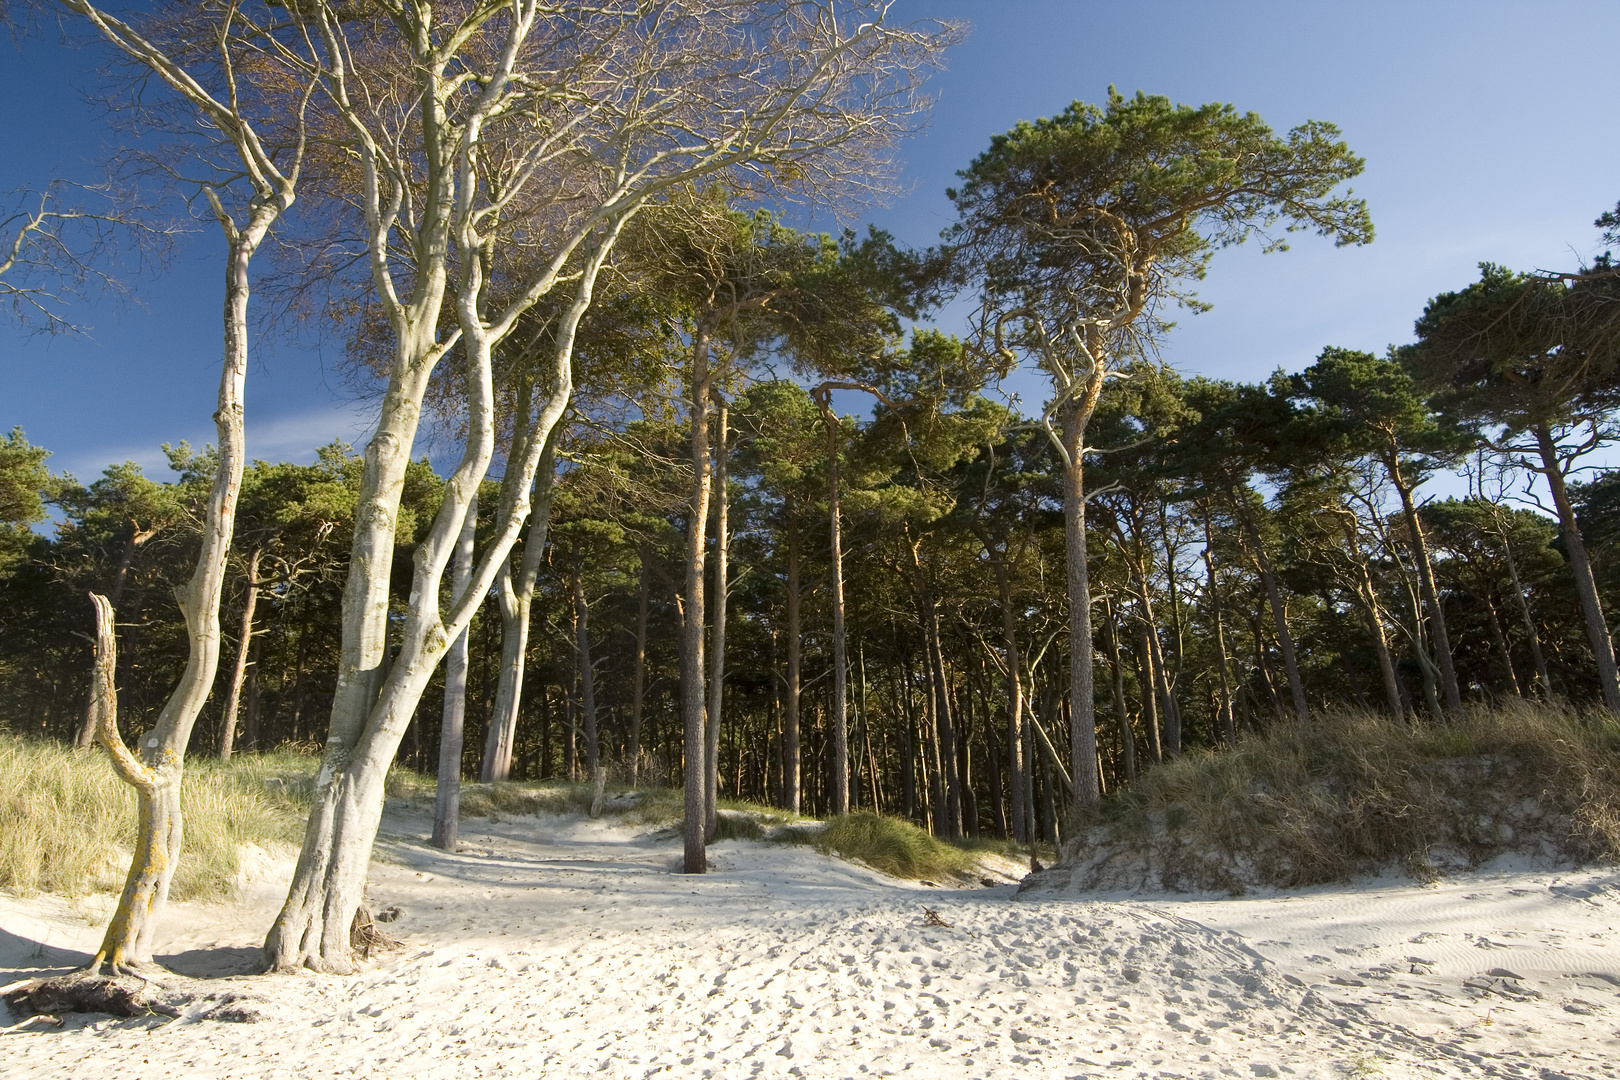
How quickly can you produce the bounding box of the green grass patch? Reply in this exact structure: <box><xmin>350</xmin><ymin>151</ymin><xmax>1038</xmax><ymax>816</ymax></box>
<box><xmin>1062</xmin><ymin>701</ymin><xmax>1620</xmax><ymax>893</ymax></box>
<box><xmin>804</xmin><ymin>811</ymin><xmax>978</xmax><ymax>881</ymax></box>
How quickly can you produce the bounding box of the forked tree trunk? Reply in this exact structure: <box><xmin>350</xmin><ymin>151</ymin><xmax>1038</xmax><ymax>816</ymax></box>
<box><xmin>1533</xmin><ymin>425</ymin><xmax>1620</xmax><ymax>712</ymax></box>
<box><xmin>705</xmin><ymin>400</ymin><xmax>728</xmax><ymax>840</ymax></box>
<box><xmin>74</xmin><ymin>524</ymin><xmax>156</xmax><ymax>749</ymax></box>
<box><xmin>91</xmin><ymin>192</ymin><xmax>268</xmax><ymax>967</ymax></box>
<box><xmin>217</xmin><ymin>544</ymin><xmax>263</xmax><ymax>761</ymax></box>
<box><xmin>266</xmin><ymin>231</ymin><xmax>619</xmax><ymax>973</ymax></box>
<box><xmin>483</xmin><ymin>424</ymin><xmax>560</xmax><ymax>781</ymax></box>
<box><xmin>432</xmin><ymin>493</ymin><xmax>477</xmax><ymax>851</ymax></box>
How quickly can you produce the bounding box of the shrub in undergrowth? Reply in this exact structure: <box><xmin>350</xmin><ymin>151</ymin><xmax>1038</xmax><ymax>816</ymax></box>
<box><xmin>1055</xmin><ymin>702</ymin><xmax>1620</xmax><ymax>894</ymax></box>
<box><xmin>812</xmin><ymin>811</ymin><xmax>976</xmax><ymax>880</ymax></box>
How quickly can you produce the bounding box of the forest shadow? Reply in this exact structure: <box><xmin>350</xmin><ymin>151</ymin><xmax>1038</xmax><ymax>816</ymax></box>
<box><xmin>156</xmin><ymin>945</ymin><xmax>264</xmax><ymax>978</ymax></box>
<box><xmin>0</xmin><ymin>923</ymin><xmax>92</xmax><ymax>980</ymax></box>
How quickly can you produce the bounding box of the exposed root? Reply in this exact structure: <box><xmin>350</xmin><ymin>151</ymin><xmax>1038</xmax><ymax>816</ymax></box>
<box><xmin>3</xmin><ymin>970</ymin><xmax>271</xmax><ymax>1024</ymax></box>
<box><xmin>350</xmin><ymin>904</ymin><xmax>403</xmax><ymax>961</ymax></box>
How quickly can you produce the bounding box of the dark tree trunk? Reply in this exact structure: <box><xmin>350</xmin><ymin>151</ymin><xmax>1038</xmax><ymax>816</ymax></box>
<box><xmin>1236</xmin><ymin>494</ymin><xmax>1311</xmax><ymax>725</ymax></box>
<box><xmin>1534</xmin><ymin>424</ymin><xmax>1620</xmax><ymax>712</ymax></box>
<box><xmin>1387</xmin><ymin>452</ymin><xmax>1464</xmax><ymax>712</ymax></box>
<box><xmin>218</xmin><ymin>544</ymin><xmax>264</xmax><ymax>761</ymax></box>
<box><xmin>783</xmin><ymin>508</ymin><xmax>802</xmax><ymax>813</ymax></box>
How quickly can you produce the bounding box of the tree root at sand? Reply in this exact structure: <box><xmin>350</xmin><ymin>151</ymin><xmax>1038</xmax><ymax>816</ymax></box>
<box><xmin>3</xmin><ymin>969</ymin><xmax>268</xmax><ymax>1024</ymax></box>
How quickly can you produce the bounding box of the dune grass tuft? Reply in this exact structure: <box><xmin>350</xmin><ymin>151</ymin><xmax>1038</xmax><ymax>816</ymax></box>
<box><xmin>0</xmin><ymin>737</ymin><xmax>305</xmax><ymax>901</ymax></box>
<box><xmin>1061</xmin><ymin>701</ymin><xmax>1620</xmax><ymax>893</ymax></box>
<box><xmin>805</xmin><ymin>811</ymin><xmax>978</xmax><ymax>880</ymax></box>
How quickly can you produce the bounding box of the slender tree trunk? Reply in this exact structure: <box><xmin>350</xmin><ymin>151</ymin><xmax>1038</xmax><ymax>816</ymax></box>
<box><xmin>1534</xmin><ymin>426</ymin><xmax>1620</xmax><ymax>712</ymax></box>
<box><xmin>1061</xmin><ymin>401</ymin><xmax>1101</xmax><ymax>806</ymax></box>
<box><xmin>432</xmin><ymin>492</ymin><xmax>477</xmax><ymax>851</ymax></box>
<box><xmin>288</xmin><ymin>623</ymin><xmax>309</xmax><ymax>745</ymax></box>
<box><xmin>911</xmin><ymin>552</ymin><xmax>959</xmax><ymax>836</ymax></box>
<box><xmin>1497</xmin><ymin>521</ymin><xmax>1553</xmax><ymax>698</ymax></box>
<box><xmin>1337</xmin><ymin>512</ymin><xmax>1405</xmax><ymax>722</ymax></box>
<box><xmin>1251</xmin><ymin>609</ymin><xmax>1289</xmax><ymax>725</ymax></box>
<box><xmin>976</xmin><ymin>525</ymin><xmax>1027</xmax><ymax>843</ymax></box>
<box><xmin>897</xmin><ymin>656</ymin><xmax>917</xmax><ymax>822</ymax></box>
<box><xmin>1200</xmin><ymin>517</ymin><xmax>1238</xmax><ymax>747</ymax></box>
<box><xmin>1386</xmin><ymin>454</ymin><xmax>1464</xmax><ymax>711</ymax></box>
<box><xmin>574</xmin><ymin>561</ymin><xmax>600</xmax><ymax>778</ymax></box>
<box><xmin>783</xmin><ymin>507</ymin><xmax>802</xmax><ymax>813</ymax></box>
<box><xmin>705</xmin><ymin>400</ymin><xmax>728</xmax><ymax>840</ymax></box>
<box><xmin>681</xmin><ymin>331</ymin><xmax>714</xmax><ymax>873</ymax></box>
<box><xmin>1136</xmin><ymin>623</ymin><xmax>1163</xmax><ymax>762</ymax></box>
<box><xmin>218</xmin><ymin>544</ymin><xmax>264</xmax><ymax>761</ymax></box>
<box><xmin>1481</xmin><ymin>594</ymin><xmax>1523</xmax><ymax>698</ymax></box>
<box><xmin>821</xmin><ymin>410</ymin><xmax>850</xmax><ymax>816</ymax></box>
<box><xmin>482</xmin><ymin>424</ymin><xmax>560</xmax><ymax>781</ymax></box>
<box><xmin>1103</xmin><ymin>597</ymin><xmax>1137</xmax><ymax>777</ymax></box>
<box><xmin>93</xmin><ymin>196</ymin><xmax>267</xmax><ymax>968</ymax></box>
<box><xmin>242</xmin><ymin>636</ymin><xmax>262</xmax><ymax>752</ymax></box>
<box><xmin>1156</xmin><ymin>514</ymin><xmax>1187</xmax><ymax>753</ymax></box>
<box><xmin>630</xmin><ymin>541</ymin><xmax>651</xmax><ymax>782</ymax></box>
<box><xmin>1235</xmin><ymin>492</ymin><xmax>1311</xmax><ymax>725</ymax></box>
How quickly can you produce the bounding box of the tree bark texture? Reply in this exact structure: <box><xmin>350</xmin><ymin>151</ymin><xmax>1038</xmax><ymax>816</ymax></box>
<box><xmin>267</xmin><ymin>235</ymin><xmax>617</xmax><ymax>972</ymax></box>
<box><xmin>482</xmin><ymin>424</ymin><xmax>560</xmax><ymax>781</ymax></box>
<box><xmin>1061</xmin><ymin>396</ymin><xmax>1101</xmax><ymax>807</ymax></box>
<box><xmin>681</xmin><ymin>330</ymin><xmax>714</xmax><ymax>874</ymax></box>
<box><xmin>1534</xmin><ymin>425</ymin><xmax>1620</xmax><ymax>712</ymax></box>
<box><xmin>705</xmin><ymin>400</ymin><xmax>729</xmax><ymax>840</ymax></box>
<box><xmin>432</xmin><ymin>492</ymin><xmax>477</xmax><ymax>851</ymax></box>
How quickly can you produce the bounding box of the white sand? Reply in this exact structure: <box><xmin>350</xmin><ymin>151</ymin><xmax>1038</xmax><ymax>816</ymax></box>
<box><xmin>4</xmin><ymin>809</ymin><xmax>1619</xmax><ymax>1078</ymax></box>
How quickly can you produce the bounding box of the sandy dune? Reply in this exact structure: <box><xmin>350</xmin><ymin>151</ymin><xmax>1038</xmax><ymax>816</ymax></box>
<box><xmin>4</xmin><ymin>808</ymin><xmax>1619</xmax><ymax>1078</ymax></box>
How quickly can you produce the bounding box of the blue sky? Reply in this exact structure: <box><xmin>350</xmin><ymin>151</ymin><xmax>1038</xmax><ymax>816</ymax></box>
<box><xmin>5</xmin><ymin>1</ymin><xmax>1619</xmax><ymax>482</ymax></box>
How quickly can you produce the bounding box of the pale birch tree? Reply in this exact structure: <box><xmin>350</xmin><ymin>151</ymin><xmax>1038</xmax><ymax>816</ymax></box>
<box><xmin>265</xmin><ymin>1</ymin><xmax>950</xmax><ymax>967</ymax></box>
<box><xmin>45</xmin><ymin>0</ymin><xmax>313</xmax><ymax>972</ymax></box>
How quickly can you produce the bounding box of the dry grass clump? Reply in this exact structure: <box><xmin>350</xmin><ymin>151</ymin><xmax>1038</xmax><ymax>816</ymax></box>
<box><xmin>0</xmin><ymin>738</ymin><xmax>304</xmax><ymax>901</ymax></box>
<box><xmin>809</xmin><ymin>811</ymin><xmax>977</xmax><ymax>881</ymax></box>
<box><xmin>1062</xmin><ymin>701</ymin><xmax>1620</xmax><ymax>894</ymax></box>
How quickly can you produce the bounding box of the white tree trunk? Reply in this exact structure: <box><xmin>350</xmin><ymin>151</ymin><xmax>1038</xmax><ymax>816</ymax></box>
<box><xmin>482</xmin><ymin>427</ymin><xmax>561</xmax><ymax>781</ymax></box>
<box><xmin>433</xmin><ymin>492</ymin><xmax>477</xmax><ymax>851</ymax></box>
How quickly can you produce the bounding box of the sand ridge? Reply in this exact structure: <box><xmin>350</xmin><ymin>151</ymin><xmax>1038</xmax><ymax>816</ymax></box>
<box><xmin>3</xmin><ymin>807</ymin><xmax>1619</xmax><ymax>1078</ymax></box>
